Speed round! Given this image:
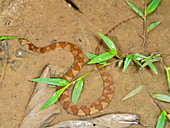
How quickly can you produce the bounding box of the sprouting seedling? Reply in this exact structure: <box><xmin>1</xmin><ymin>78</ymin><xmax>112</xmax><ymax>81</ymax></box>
<box><xmin>125</xmin><ymin>1</ymin><xmax>169</xmax><ymax>126</ymax></box>
<box><xmin>86</xmin><ymin>33</ymin><xmax>161</xmax><ymax>74</ymax></box>
<box><xmin>86</xmin><ymin>33</ymin><xmax>169</xmax><ymax>127</ymax></box>
<box><xmin>126</xmin><ymin>0</ymin><xmax>161</xmax><ymax>46</ymax></box>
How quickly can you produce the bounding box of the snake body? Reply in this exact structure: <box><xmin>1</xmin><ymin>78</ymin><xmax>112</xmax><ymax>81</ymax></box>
<box><xmin>19</xmin><ymin>16</ymin><xmax>136</xmax><ymax>116</ymax></box>
<box><xmin>19</xmin><ymin>38</ymin><xmax>114</xmax><ymax>116</ymax></box>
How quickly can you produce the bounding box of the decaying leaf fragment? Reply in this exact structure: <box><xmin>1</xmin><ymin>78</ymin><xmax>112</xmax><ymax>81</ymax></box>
<box><xmin>49</xmin><ymin>114</ymin><xmax>139</xmax><ymax>128</ymax></box>
<box><xmin>19</xmin><ymin>65</ymin><xmax>61</xmax><ymax>128</ymax></box>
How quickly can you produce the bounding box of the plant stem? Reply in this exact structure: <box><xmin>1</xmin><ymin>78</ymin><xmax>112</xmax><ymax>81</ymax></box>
<box><xmin>143</xmin><ymin>0</ymin><xmax>147</xmax><ymax>47</ymax></box>
<box><xmin>138</xmin><ymin>69</ymin><xmax>165</xmax><ymax>112</ymax></box>
<box><xmin>70</xmin><ymin>61</ymin><xmax>117</xmax><ymax>85</ymax></box>
<box><xmin>143</xmin><ymin>16</ymin><xmax>147</xmax><ymax>47</ymax></box>
<box><xmin>144</xmin><ymin>50</ymin><xmax>170</xmax><ymax>56</ymax></box>
<box><xmin>62</xmin><ymin>60</ymin><xmax>119</xmax><ymax>92</ymax></box>
<box><xmin>144</xmin><ymin>0</ymin><xmax>147</xmax><ymax>16</ymax></box>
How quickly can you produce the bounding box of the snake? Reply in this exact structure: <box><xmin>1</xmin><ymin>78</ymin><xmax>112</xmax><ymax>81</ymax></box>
<box><xmin>18</xmin><ymin>16</ymin><xmax>136</xmax><ymax>116</ymax></box>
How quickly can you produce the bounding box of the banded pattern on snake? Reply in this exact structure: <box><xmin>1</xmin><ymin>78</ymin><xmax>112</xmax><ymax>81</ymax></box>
<box><xmin>18</xmin><ymin>16</ymin><xmax>136</xmax><ymax>116</ymax></box>
<box><xmin>18</xmin><ymin>38</ymin><xmax>114</xmax><ymax>116</ymax></box>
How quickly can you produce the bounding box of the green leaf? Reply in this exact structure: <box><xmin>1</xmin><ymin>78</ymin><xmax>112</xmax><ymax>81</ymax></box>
<box><xmin>165</xmin><ymin>66</ymin><xmax>170</xmax><ymax>90</ymax></box>
<box><xmin>146</xmin><ymin>0</ymin><xmax>161</xmax><ymax>15</ymax></box>
<box><xmin>30</xmin><ymin>78</ymin><xmax>69</xmax><ymax>86</ymax></box>
<box><xmin>118</xmin><ymin>59</ymin><xmax>124</xmax><ymax>67</ymax></box>
<box><xmin>141</xmin><ymin>54</ymin><xmax>161</xmax><ymax>74</ymax></box>
<box><xmin>85</xmin><ymin>52</ymin><xmax>106</xmax><ymax>64</ymax></box>
<box><xmin>167</xmin><ymin>114</ymin><xmax>170</xmax><ymax>120</ymax></box>
<box><xmin>98</xmin><ymin>32</ymin><xmax>117</xmax><ymax>55</ymax></box>
<box><xmin>147</xmin><ymin>21</ymin><xmax>160</xmax><ymax>32</ymax></box>
<box><xmin>153</xmin><ymin>94</ymin><xmax>170</xmax><ymax>102</ymax></box>
<box><xmin>156</xmin><ymin>110</ymin><xmax>166</xmax><ymax>128</ymax></box>
<box><xmin>88</xmin><ymin>52</ymin><xmax>115</xmax><ymax>64</ymax></box>
<box><xmin>71</xmin><ymin>78</ymin><xmax>83</xmax><ymax>104</ymax></box>
<box><xmin>143</xmin><ymin>57</ymin><xmax>161</xmax><ymax>67</ymax></box>
<box><xmin>148</xmin><ymin>63</ymin><xmax>158</xmax><ymax>74</ymax></box>
<box><xmin>132</xmin><ymin>54</ymin><xmax>147</xmax><ymax>68</ymax></box>
<box><xmin>126</xmin><ymin>0</ymin><xmax>145</xmax><ymax>19</ymax></box>
<box><xmin>85</xmin><ymin>52</ymin><xmax>97</xmax><ymax>59</ymax></box>
<box><xmin>142</xmin><ymin>57</ymin><xmax>161</xmax><ymax>74</ymax></box>
<box><xmin>123</xmin><ymin>55</ymin><xmax>132</xmax><ymax>71</ymax></box>
<box><xmin>39</xmin><ymin>88</ymin><xmax>65</xmax><ymax>111</ymax></box>
<box><xmin>121</xmin><ymin>85</ymin><xmax>143</xmax><ymax>101</ymax></box>
<box><xmin>146</xmin><ymin>53</ymin><xmax>161</xmax><ymax>60</ymax></box>
<box><xmin>132</xmin><ymin>54</ymin><xmax>147</xmax><ymax>61</ymax></box>
<box><xmin>152</xmin><ymin>53</ymin><xmax>161</xmax><ymax>58</ymax></box>
<box><xmin>162</xmin><ymin>109</ymin><xmax>167</xmax><ymax>116</ymax></box>
<box><xmin>0</xmin><ymin>35</ymin><xmax>19</xmax><ymax>40</ymax></box>
<box><xmin>133</xmin><ymin>59</ymin><xmax>144</xmax><ymax>69</ymax></box>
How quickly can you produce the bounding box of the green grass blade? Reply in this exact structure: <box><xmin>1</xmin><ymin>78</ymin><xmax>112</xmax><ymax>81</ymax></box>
<box><xmin>132</xmin><ymin>54</ymin><xmax>147</xmax><ymax>61</ymax></box>
<box><xmin>85</xmin><ymin>52</ymin><xmax>106</xmax><ymax>64</ymax></box>
<box><xmin>98</xmin><ymin>32</ymin><xmax>117</xmax><ymax>55</ymax></box>
<box><xmin>85</xmin><ymin>52</ymin><xmax>97</xmax><ymax>59</ymax></box>
<box><xmin>143</xmin><ymin>53</ymin><xmax>161</xmax><ymax>62</ymax></box>
<box><xmin>0</xmin><ymin>35</ymin><xmax>19</xmax><ymax>40</ymax></box>
<box><xmin>146</xmin><ymin>0</ymin><xmax>161</xmax><ymax>15</ymax></box>
<box><xmin>147</xmin><ymin>21</ymin><xmax>160</xmax><ymax>32</ymax></box>
<box><xmin>156</xmin><ymin>110</ymin><xmax>166</xmax><ymax>128</ymax></box>
<box><xmin>123</xmin><ymin>55</ymin><xmax>132</xmax><ymax>71</ymax></box>
<box><xmin>126</xmin><ymin>0</ymin><xmax>144</xmax><ymax>19</ymax></box>
<box><xmin>121</xmin><ymin>85</ymin><xmax>143</xmax><ymax>101</ymax></box>
<box><xmin>132</xmin><ymin>54</ymin><xmax>147</xmax><ymax>68</ymax></box>
<box><xmin>30</xmin><ymin>78</ymin><xmax>69</xmax><ymax>86</ymax></box>
<box><xmin>133</xmin><ymin>60</ymin><xmax>144</xmax><ymax>69</ymax></box>
<box><xmin>142</xmin><ymin>57</ymin><xmax>161</xmax><ymax>74</ymax></box>
<box><xmin>151</xmin><ymin>53</ymin><xmax>161</xmax><ymax>59</ymax></box>
<box><xmin>165</xmin><ymin>66</ymin><xmax>170</xmax><ymax>90</ymax></box>
<box><xmin>88</xmin><ymin>52</ymin><xmax>115</xmax><ymax>64</ymax></box>
<box><xmin>39</xmin><ymin>88</ymin><xmax>65</xmax><ymax>111</ymax></box>
<box><xmin>149</xmin><ymin>53</ymin><xmax>161</xmax><ymax>61</ymax></box>
<box><xmin>143</xmin><ymin>57</ymin><xmax>161</xmax><ymax>67</ymax></box>
<box><xmin>148</xmin><ymin>63</ymin><xmax>158</xmax><ymax>74</ymax></box>
<box><xmin>118</xmin><ymin>59</ymin><xmax>124</xmax><ymax>67</ymax></box>
<box><xmin>153</xmin><ymin>94</ymin><xmax>170</xmax><ymax>102</ymax></box>
<box><xmin>71</xmin><ymin>78</ymin><xmax>83</xmax><ymax>104</ymax></box>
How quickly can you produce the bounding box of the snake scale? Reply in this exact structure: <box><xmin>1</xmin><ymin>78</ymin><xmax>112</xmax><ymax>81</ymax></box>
<box><xmin>18</xmin><ymin>16</ymin><xmax>136</xmax><ymax>116</ymax></box>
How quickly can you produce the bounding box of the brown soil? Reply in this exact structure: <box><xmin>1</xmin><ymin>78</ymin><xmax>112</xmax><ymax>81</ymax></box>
<box><xmin>0</xmin><ymin>0</ymin><xmax>169</xmax><ymax>127</ymax></box>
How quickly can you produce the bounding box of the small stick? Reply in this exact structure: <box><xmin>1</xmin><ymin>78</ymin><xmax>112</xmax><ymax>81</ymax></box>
<box><xmin>138</xmin><ymin>70</ymin><xmax>166</xmax><ymax>112</ymax></box>
<box><xmin>0</xmin><ymin>40</ymin><xmax>9</xmax><ymax>87</ymax></box>
<box><xmin>144</xmin><ymin>50</ymin><xmax>170</xmax><ymax>56</ymax></box>
<box><xmin>65</xmin><ymin>0</ymin><xmax>83</xmax><ymax>13</ymax></box>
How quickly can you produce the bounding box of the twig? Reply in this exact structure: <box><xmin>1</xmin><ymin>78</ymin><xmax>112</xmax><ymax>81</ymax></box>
<box><xmin>144</xmin><ymin>50</ymin><xmax>170</xmax><ymax>56</ymax></box>
<box><xmin>0</xmin><ymin>40</ymin><xmax>9</xmax><ymax>87</ymax></box>
<box><xmin>143</xmin><ymin>19</ymin><xmax>147</xmax><ymax>47</ymax></box>
<box><xmin>143</xmin><ymin>0</ymin><xmax>147</xmax><ymax>47</ymax></box>
<box><xmin>138</xmin><ymin>70</ymin><xmax>165</xmax><ymax>111</ymax></box>
<box><xmin>64</xmin><ymin>0</ymin><xmax>83</xmax><ymax>13</ymax></box>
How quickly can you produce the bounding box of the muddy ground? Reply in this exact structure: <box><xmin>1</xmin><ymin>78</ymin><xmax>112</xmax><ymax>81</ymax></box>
<box><xmin>0</xmin><ymin>0</ymin><xmax>169</xmax><ymax>127</ymax></box>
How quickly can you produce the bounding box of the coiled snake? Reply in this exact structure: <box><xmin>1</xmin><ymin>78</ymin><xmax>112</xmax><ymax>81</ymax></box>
<box><xmin>18</xmin><ymin>16</ymin><xmax>136</xmax><ymax>116</ymax></box>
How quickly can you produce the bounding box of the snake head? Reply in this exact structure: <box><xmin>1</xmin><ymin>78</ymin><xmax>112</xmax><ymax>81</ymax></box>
<box><xmin>18</xmin><ymin>38</ymin><xmax>30</xmax><ymax>50</ymax></box>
